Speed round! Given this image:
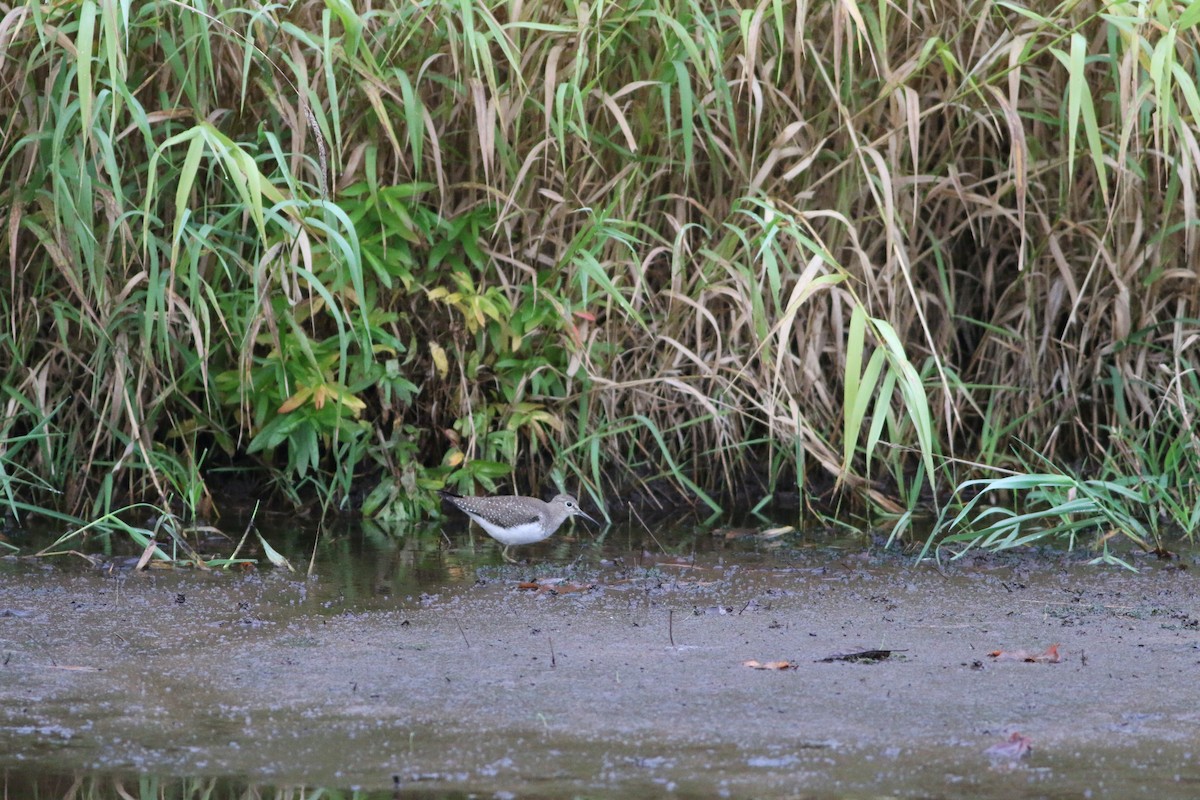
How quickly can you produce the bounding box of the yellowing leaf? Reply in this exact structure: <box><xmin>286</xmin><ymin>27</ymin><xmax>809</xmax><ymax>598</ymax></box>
<box><xmin>430</xmin><ymin>342</ymin><xmax>449</xmax><ymax>378</ymax></box>
<box><xmin>338</xmin><ymin>392</ymin><xmax>367</xmax><ymax>413</ymax></box>
<box><xmin>278</xmin><ymin>386</ymin><xmax>314</xmax><ymax>414</ymax></box>
<box><xmin>313</xmin><ymin>385</ymin><xmax>328</xmax><ymax>410</ymax></box>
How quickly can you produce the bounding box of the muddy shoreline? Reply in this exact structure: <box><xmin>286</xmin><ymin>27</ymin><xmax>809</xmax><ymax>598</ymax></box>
<box><xmin>2</xmin><ymin>543</ymin><xmax>1199</xmax><ymax>797</ymax></box>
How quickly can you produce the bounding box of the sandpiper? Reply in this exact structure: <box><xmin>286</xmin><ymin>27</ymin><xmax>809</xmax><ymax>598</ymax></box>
<box><xmin>438</xmin><ymin>490</ymin><xmax>597</xmax><ymax>560</ymax></box>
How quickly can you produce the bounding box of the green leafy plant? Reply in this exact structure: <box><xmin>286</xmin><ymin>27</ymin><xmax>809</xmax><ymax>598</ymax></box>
<box><xmin>926</xmin><ymin>471</ymin><xmax>1153</xmax><ymax>571</ymax></box>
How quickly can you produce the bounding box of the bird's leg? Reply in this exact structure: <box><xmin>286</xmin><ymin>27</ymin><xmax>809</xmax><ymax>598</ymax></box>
<box><xmin>501</xmin><ymin>545</ymin><xmax>516</xmax><ymax>563</ymax></box>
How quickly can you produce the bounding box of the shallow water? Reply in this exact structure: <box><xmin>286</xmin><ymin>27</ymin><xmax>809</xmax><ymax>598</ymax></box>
<box><xmin>4</xmin><ymin>746</ymin><xmax>1199</xmax><ymax>799</ymax></box>
<box><xmin>2</xmin><ymin>511</ymin><xmax>1198</xmax><ymax>799</ymax></box>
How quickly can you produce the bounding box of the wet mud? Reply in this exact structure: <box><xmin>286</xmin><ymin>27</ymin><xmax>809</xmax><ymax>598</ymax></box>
<box><xmin>2</xmin><ymin>531</ymin><xmax>1199</xmax><ymax>798</ymax></box>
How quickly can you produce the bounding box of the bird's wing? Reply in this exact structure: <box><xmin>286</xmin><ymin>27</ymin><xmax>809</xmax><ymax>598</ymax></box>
<box><xmin>454</xmin><ymin>497</ymin><xmax>544</xmax><ymax>528</ymax></box>
<box><xmin>504</xmin><ymin>507</ymin><xmax>543</xmax><ymax>527</ymax></box>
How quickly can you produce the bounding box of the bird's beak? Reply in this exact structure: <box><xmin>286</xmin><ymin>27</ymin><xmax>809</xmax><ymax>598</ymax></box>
<box><xmin>576</xmin><ymin>508</ymin><xmax>599</xmax><ymax>527</ymax></box>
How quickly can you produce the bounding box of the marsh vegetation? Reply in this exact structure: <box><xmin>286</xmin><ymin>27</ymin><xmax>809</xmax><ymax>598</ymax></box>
<box><xmin>1</xmin><ymin>0</ymin><xmax>1198</xmax><ymax>558</ymax></box>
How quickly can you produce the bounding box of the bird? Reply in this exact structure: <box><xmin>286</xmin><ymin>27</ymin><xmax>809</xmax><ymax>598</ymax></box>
<box><xmin>438</xmin><ymin>489</ymin><xmax>597</xmax><ymax>560</ymax></box>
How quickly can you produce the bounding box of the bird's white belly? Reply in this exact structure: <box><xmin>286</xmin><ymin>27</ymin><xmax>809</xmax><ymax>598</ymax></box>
<box><xmin>473</xmin><ymin>518</ymin><xmax>553</xmax><ymax>546</ymax></box>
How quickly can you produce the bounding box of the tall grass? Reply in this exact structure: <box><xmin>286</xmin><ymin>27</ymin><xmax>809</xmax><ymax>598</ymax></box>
<box><xmin>0</xmin><ymin>0</ymin><xmax>1197</xmax><ymax>552</ymax></box>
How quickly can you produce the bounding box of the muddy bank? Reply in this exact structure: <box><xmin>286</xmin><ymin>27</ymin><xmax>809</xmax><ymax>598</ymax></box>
<box><xmin>1</xmin><ymin>543</ymin><xmax>1199</xmax><ymax>798</ymax></box>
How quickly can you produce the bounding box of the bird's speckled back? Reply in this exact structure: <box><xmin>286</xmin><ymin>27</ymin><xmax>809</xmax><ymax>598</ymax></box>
<box><xmin>444</xmin><ymin>494</ymin><xmax>550</xmax><ymax>528</ymax></box>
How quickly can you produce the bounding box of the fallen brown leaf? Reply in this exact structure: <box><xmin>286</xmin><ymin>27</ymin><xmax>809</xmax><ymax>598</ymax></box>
<box><xmin>693</xmin><ymin>605</ymin><xmax>733</xmax><ymax>615</ymax></box>
<box><xmin>719</xmin><ymin>525</ymin><xmax>794</xmax><ymax>540</ymax></box>
<box><xmin>719</xmin><ymin>527</ymin><xmax>756</xmax><ymax>539</ymax></box>
<box><xmin>985</xmin><ymin>731</ymin><xmax>1033</xmax><ymax>760</ymax></box>
<box><xmin>816</xmin><ymin>649</ymin><xmax>902</xmax><ymax>663</ymax></box>
<box><xmin>988</xmin><ymin>644</ymin><xmax>1061</xmax><ymax>663</ymax></box>
<box><xmin>551</xmin><ymin>582</ymin><xmax>594</xmax><ymax>595</ymax></box>
<box><xmin>655</xmin><ymin>558</ymin><xmax>700</xmax><ymax>568</ymax></box>
<box><xmin>516</xmin><ymin>579</ymin><xmax>595</xmax><ymax>595</ymax></box>
<box><xmin>742</xmin><ymin>659</ymin><xmax>795</xmax><ymax>670</ymax></box>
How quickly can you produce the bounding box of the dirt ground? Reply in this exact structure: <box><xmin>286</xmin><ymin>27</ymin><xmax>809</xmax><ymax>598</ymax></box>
<box><xmin>2</xmin><ymin>541</ymin><xmax>1199</xmax><ymax>798</ymax></box>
